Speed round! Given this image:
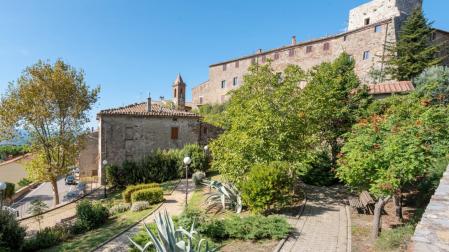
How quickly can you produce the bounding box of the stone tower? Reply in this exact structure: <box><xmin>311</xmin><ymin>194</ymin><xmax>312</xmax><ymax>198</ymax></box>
<box><xmin>172</xmin><ymin>73</ymin><xmax>186</xmax><ymax>110</ymax></box>
<box><xmin>348</xmin><ymin>0</ymin><xmax>422</xmax><ymax>31</ymax></box>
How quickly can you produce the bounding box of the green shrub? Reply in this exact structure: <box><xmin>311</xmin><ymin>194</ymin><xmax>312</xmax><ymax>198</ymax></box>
<box><xmin>241</xmin><ymin>162</ymin><xmax>293</xmax><ymax>213</ymax></box>
<box><xmin>122</xmin><ymin>183</ymin><xmax>160</xmax><ymax>203</ymax></box>
<box><xmin>199</xmin><ymin>219</ymin><xmax>227</xmax><ymax>240</ymax></box>
<box><xmin>176</xmin><ymin>208</ymin><xmax>205</xmax><ymax>231</ymax></box>
<box><xmin>22</xmin><ymin>226</ymin><xmax>64</xmax><ymax>251</ymax></box>
<box><xmin>0</xmin><ymin>210</ymin><xmax>25</xmax><ymax>251</ymax></box>
<box><xmin>131</xmin><ymin>187</ymin><xmax>164</xmax><ymax>204</ymax></box>
<box><xmin>0</xmin><ymin>145</ymin><xmax>29</xmax><ymax>160</ymax></box>
<box><xmin>179</xmin><ymin>144</ymin><xmax>209</xmax><ymax>173</ymax></box>
<box><xmin>375</xmin><ymin>224</ymin><xmax>415</xmax><ymax>251</ymax></box>
<box><xmin>192</xmin><ymin>171</ymin><xmax>206</xmax><ymax>186</ymax></box>
<box><xmin>295</xmin><ymin>151</ymin><xmax>337</xmax><ymax>186</ymax></box>
<box><xmin>18</xmin><ymin>178</ymin><xmax>32</xmax><ymax>187</ymax></box>
<box><xmin>3</xmin><ymin>182</ymin><xmax>15</xmax><ymax>200</ymax></box>
<box><xmin>110</xmin><ymin>203</ymin><xmax>131</xmax><ymax>215</ymax></box>
<box><xmin>130</xmin><ymin>201</ymin><xmax>150</xmax><ymax>212</ymax></box>
<box><xmin>74</xmin><ymin>200</ymin><xmax>109</xmax><ymax>232</ymax></box>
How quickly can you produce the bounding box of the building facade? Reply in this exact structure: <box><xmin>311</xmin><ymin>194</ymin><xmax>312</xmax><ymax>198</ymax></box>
<box><xmin>192</xmin><ymin>0</ymin><xmax>449</xmax><ymax>107</ymax></box>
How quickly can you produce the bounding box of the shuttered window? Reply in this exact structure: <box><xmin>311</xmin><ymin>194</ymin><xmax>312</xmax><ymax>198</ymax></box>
<box><xmin>171</xmin><ymin>127</ymin><xmax>179</xmax><ymax>140</ymax></box>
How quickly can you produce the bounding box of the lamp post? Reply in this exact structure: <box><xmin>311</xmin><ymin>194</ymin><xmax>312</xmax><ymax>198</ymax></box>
<box><xmin>183</xmin><ymin>156</ymin><xmax>191</xmax><ymax>207</ymax></box>
<box><xmin>102</xmin><ymin>160</ymin><xmax>108</xmax><ymax>198</ymax></box>
<box><xmin>0</xmin><ymin>181</ymin><xmax>6</xmax><ymax>210</ymax></box>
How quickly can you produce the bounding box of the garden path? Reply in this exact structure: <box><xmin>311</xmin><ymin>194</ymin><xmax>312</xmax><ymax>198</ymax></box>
<box><xmin>279</xmin><ymin>185</ymin><xmax>351</xmax><ymax>252</ymax></box>
<box><xmin>95</xmin><ymin>179</ymin><xmax>195</xmax><ymax>252</ymax></box>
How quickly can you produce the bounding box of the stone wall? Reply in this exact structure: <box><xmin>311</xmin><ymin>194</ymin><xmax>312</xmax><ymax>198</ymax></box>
<box><xmin>98</xmin><ymin>115</ymin><xmax>201</xmax><ymax>184</ymax></box>
<box><xmin>78</xmin><ymin>132</ymin><xmax>98</xmax><ymax>178</ymax></box>
<box><xmin>411</xmin><ymin>164</ymin><xmax>449</xmax><ymax>251</ymax></box>
<box><xmin>192</xmin><ymin>20</ymin><xmax>397</xmax><ymax>107</ymax></box>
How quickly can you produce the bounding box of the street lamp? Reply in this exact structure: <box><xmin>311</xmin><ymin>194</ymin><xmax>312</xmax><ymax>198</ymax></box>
<box><xmin>0</xmin><ymin>181</ymin><xmax>6</xmax><ymax>209</ymax></box>
<box><xmin>183</xmin><ymin>156</ymin><xmax>191</xmax><ymax>207</ymax></box>
<box><xmin>102</xmin><ymin>160</ymin><xmax>108</xmax><ymax>198</ymax></box>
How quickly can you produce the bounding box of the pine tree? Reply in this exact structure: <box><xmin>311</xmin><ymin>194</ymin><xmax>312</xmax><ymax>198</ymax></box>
<box><xmin>385</xmin><ymin>7</ymin><xmax>442</xmax><ymax>81</ymax></box>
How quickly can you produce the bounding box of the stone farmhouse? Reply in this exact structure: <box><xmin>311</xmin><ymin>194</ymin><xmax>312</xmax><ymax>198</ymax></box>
<box><xmin>192</xmin><ymin>0</ymin><xmax>449</xmax><ymax>107</ymax></box>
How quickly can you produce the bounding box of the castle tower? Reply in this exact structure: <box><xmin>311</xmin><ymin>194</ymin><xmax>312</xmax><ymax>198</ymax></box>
<box><xmin>348</xmin><ymin>0</ymin><xmax>422</xmax><ymax>31</ymax></box>
<box><xmin>172</xmin><ymin>73</ymin><xmax>186</xmax><ymax>110</ymax></box>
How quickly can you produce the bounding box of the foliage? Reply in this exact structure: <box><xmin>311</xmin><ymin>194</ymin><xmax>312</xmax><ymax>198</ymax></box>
<box><xmin>0</xmin><ymin>145</ymin><xmax>29</xmax><ymax>160</ymax></box>
<box><xmin>27</xmin><ymin>199</ymin><xmax>49</xmax><ymax>230</ymax></box>
<box><xmin>18</xmin><ymin>178</ymin><xmax>32</xmax><ymax>187</ymax></box>
<box><xmin>123</xmin><ymin>183</ymin><xmax>160</xmax><ymax>203</ymax></box>
<box><xmin>176</xmin><ymin>208</ymin><xmax>206</xmax><ymax>232</ymax></box>
<box><xmin>128</xmin><ymin>209</ymin><xmax>214</xmax><ymax>252</ymax></box>
<box><xmin>200</xmin><ymin>215</ymin><xmax>291</xmax><ymax>241</ymax></box>
<box><xmin>110</xmin><ymin>203</ymin><xmax>131</xmax><ymax>215</ymax></box>
<box><xmin>22</xmin><ymin>226</ymin><xmax>65</xmax><ymax>252</ymax></box>
<box><xmin>240</xmin><ymin>162</ymin><xmax>292</xmax><ymax>213</ymax></box>
<box><xmin>295</xmin><ymin>151</ymin><xmax>337</xmax><ymax>186</ymax></box>
<box><xmin>0</xmin><ymin>59</ymin><xmax>99</xmax><ymax>205</ymax></box>
<box><xmin>0</xmin><ymin>210</ymin><xmax>26</xmax><ymax>251</ymax></box>
<box><xmin>375</xmin><ymin>224</ymin><xmax>415</xmax><ymax>251</ymax></box>
<box><xmin>337</xmin><ymin>94</ymin><xmax>449</xmax><ymax>197</ymax></box>
<box><xmin>131</xmin><ymin>201</ymin><xmax>151</xmax><ymax>212</ymax></box>
<box><xmin>192</xmin><ymin>171</ymin><xmax>206</xmax><ymax>186</ymax></box>
<box><xmin>3</xmin><ymin>182</ymin><xmax>15</xmax><ymax>199</ymax></box>
<box><xmin>384</xmin><ymin>8</ymin><xmax>442</xmax><ymax>80</ymax></box>
<box><xmin>74</xmin><ymin>200</ymin><xmax>109</xmax><ymax>232</ymax></box>
<box><xmin>414</xmin><ymin>66</ymin><xmax>449</xmax><ymax>105</ymax></box>
<box><xmin>194</xmin><ymin>102</ymin><xmax>229</xmax><ymax>128</ymax></box>
<box><xmin>131</xmin><ymin>187</ymin><xmax>164</xmax><ymax>204</ymax></box>
<box><xmin>204</xmin><ymin>180</ymin><xmax>242</xmax><ymax>213</ymax></box>
<box><xmin>210</xmin><ymin>63</ymin><xmax>307</xmax><ymax>183</ymax></box>
<box><xmin>107</xmin><ymin>144</ymin><xmax>208</xmax><ymax>188</ymax></box>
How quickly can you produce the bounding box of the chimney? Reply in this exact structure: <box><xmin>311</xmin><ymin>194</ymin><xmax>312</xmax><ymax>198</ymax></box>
<box><xmin>147</xmin><ymin>92</ymin><xmax>152</xmax><ymax>112</ymax></box>
<box><xmin>256</xmin><ymin>49</ymin><xmax>262</xmax><ymax>54</ymax></box>
<box><xmin>291</xmin><ymin>36</ymin><xmax>297</xmax><ymax>45</ymax></box>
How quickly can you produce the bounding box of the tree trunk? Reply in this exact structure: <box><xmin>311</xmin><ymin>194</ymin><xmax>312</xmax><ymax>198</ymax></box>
<box><xmin>393</xmin><ymin>191</ymin><xmax>403</xmax><ymax>222</ymax></box>
<box><xmin>51</xmin><ymin>178</ymin><xmax>60</xmax><ymax>206</ymax></box>
<box><xmin>372</xmin><ymin>196</ymin><xmax>391</xmax><ymax>240</ymax></box>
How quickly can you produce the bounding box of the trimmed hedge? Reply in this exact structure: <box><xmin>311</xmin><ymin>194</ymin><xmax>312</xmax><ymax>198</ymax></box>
<box><xmin>131</xmin><ymin>187</ymin><xmax>164</xmax><ymax>204</ymax></box>
<box><xmin>122</xmin><ymin>183</ymin><xmax>160</xmax><ymax>203</ymax></box>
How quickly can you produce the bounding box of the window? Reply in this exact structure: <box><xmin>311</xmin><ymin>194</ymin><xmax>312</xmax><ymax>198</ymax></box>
<box><xmin>222</xmin><ymin>64</ymin><xmax>227</xmax><ymax>71</ymax></box>
<box><xmin>203</xmin><ymin>127</ymin><xmax>208</xmax><ymax>134</ymax></box>
<box><xmin>235</xmin><ymin>61</ymin><xmax>239</xmax><ymax>68</ymax></box>
<box><xmin>199</xmin><ymin>96</ymin><xmax>203</xmax><ymax>104</ymax></box>
<box><xmin>364</xmin><ymin>18</ymin><xmax>370</xmax><ymax>26</ymax></box>
<box><xmin>221</xmin><ymin>80</ymin><xmax>226</xmax><ymax>89</ymax></box>
<box><xmin>306</xmin><ymin>46</ymin><xmax>313</xmax><ymax>53</ymax></box>
<box><xmin>431</xmin><ymin>32</ymin><xmax>437</xmax><ymax>41</ymax></box>
<box><xmin>288</xmin><ymin>49</ymin><xmax>295</xmax><ymax>57</ymax></box>
<box><xmin>363</xmin><ymin>51</ymin><xmax>370</xmax><ymax>60</ymax></box>
<box><xmin>323</xmin><ymin>42</ymin><xmax>330</xmax><ymax>51</ymax></box>
<box><xmin>262</xmin><ymin>55</ymin><xmax>266</xmax><ymax>63</ymax></box>
<box><xmin>274</xmin><ymin>52</ymin><xmax>279</xmax><ymax>60</ymax></box>
<box><xmin>174</xmin><ymin>88</ymin><xmax>176</xmax><ymax>98</ymax></box>
<box><xmin>171</xmin><ymin>127</ymin><xmax>179</xmax><ymax>140</ymax></box>
<box><xmin>375</xmin><ymin>25</ymin><xmax>382</xmax><ymax>33</ymax></box>
<box><xmin>233</xmin><ymin>77</ymin><xmax>238</xmax><ymax>86</ymax></box>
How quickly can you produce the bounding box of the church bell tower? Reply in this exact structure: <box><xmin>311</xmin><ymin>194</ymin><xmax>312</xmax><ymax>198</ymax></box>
<box><xmin>172</xmin><ymin>73</ymin><xmax>186</xmax><ymax>110</ymax></box>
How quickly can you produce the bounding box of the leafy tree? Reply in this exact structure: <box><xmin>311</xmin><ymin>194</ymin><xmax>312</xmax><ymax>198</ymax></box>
<box><xmin>337</xmin><ymin>94</ymin><xmax>449</xmax><ymax>238</ymax></box>
<box><xmin>0</xmin><ymin>59</ymin><xmax>99</xmax><ymax>205</ymax></box>
<box><xmin>414</xmin><ymin>66</ymin><xmax>449</xmax><ymax>105</ymax></box>
<box><xmin>210</xmin><ymin>63</ymin><xmax>307</xmax><ymax>183</ymax></box>
<box><xmin>0</xmin><ymin>210</ymin><xmax>26</xmax><ymax>251</ymax></box>
<box><xmin>385</xmin><ymin>7</ymin><xmax>442</xmax><ymax>80</ymax></box>
<box><xmin>194</xmin><ymin>102</ymin><xmax>229</xmax><ymax>128</ymax></box>
<box><xmin>27</xmin><ymin>199</ymin><xmax>49</xmax><ymax>230</ymax></box>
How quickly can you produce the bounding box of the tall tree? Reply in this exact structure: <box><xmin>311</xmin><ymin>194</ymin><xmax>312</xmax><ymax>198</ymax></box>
<box><xmin>385</xmin><ymin>7</ymin><xmax>442</xmax><ymax>80</ymax></box>
<box><xmin>0</xmin><ymin>60</ymin><xmax>99</xmax><ymax>205</ymax></box>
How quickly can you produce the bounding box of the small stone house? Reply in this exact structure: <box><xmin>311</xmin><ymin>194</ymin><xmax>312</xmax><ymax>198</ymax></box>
<box><xmin>95</xmin><ymin>74</ymin><xmax>220</xmax><ymax>184</ymax></box>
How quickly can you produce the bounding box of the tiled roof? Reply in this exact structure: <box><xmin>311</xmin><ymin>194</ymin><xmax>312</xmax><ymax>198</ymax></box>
<box><xmin>368</xmin><ymin>81</ymin><xmax>414</xmax><ymax>95</ymax></box>
<box><xmin>98</xmin><ymin>102</ymin><xmax>200</xmax><ymax>118</ymax></box>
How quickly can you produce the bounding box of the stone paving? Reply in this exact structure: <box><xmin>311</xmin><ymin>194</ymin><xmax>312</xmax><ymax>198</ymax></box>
<box><xmin>95</xmin><ymin>179</ymin><xmax>195</xmax><ymax>252</ymax></box>
<box><xmin>279</xmin><ymin>185</ymin><xmax>350</xmax><ymax>252</ymax></box>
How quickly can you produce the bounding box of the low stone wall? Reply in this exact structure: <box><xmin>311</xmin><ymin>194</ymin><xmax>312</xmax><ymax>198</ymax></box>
<box><xmin>411</xmin><ymin>164</ymin><xmax>449</xmax><ymax>251</ymax></box>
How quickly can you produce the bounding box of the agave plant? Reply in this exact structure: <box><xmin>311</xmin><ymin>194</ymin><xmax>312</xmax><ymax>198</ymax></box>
<box><xmin>204</xmin><ymin>180</ymin><xmax>242</xmax><ymax>214</ymax></box>
<box><xmin>128</xmin><ymin>209</ymin><xmax>214</xmax><ymax>252</ymax></box>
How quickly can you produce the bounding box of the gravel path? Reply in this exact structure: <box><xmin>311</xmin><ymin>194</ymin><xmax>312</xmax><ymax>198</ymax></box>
<box><xmin>279</xmin><ymin>185</ymin><xmax>350</xmax><ymax>252</ymax></box>
<box><xmin>95</xmin><ymin>179</ymin><xmax>195</xmax><ymax>252</ymax></box>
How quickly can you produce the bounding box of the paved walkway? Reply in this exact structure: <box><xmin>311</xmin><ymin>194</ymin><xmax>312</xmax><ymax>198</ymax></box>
<box><xmin>95</xmin><ymin>179</ymin><xmax>195</xmax><ymax>252</ymax></box>
<box><xmin>279</xmin><ymin>185</ymin><xmax>350</xmax><ymax>252</ymax></box>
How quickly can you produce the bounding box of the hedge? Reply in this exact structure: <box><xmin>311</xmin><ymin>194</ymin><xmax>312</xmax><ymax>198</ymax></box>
<box><xmin>131</xmin><ymin>188</ymin><xmax>164</xmax><ymax>204</ymax></box>
<box><xmin>122</xmin><ymin>183</ymin><xmax>160</xmax><ymax>203</ymax></box>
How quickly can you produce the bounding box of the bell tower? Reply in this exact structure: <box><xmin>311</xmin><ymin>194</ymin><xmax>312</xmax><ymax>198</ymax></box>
<box><xmin>172</xmin><ymin>73</ymin><xmax>186</xmax><ymax>110</ymax></box>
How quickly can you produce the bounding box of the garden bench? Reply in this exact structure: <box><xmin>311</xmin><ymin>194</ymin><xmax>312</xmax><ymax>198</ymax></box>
<box><xmin>348</xmin><ymin>191</ymin><xmax>375</xmax><ymax>214</ymax></box>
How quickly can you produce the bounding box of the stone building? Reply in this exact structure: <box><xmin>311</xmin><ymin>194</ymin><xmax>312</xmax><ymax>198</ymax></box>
<box><xmin>192</xmin><ymin>0</ymin><xmax>449</xmax><ymax>107</ymax></box>
<box><xmin>78</xmin><ymin>131</ymin><xmax>99</xmax><ymax>178</ymax></box>
<box><xmin>95</xmin><ymin>74</ymin><xmax>219</xmax><ymax>184</ymax></box>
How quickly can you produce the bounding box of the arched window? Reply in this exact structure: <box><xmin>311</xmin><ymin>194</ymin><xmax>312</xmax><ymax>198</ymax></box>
<box><xmin>180</xmin><ymin>88</ymin><xmax>184</xmax><ymax>98</ymax></box>
<box><xmin>174</xmin><ymin>88</ymin><xmax>177</xmax><ymax>98</ymax></box>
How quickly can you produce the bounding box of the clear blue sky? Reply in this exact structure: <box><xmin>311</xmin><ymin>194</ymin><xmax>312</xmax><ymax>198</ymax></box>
<box><xmin>1</xmin><ymin>0</ymin><xmax>448</xmax><ymax>128</ymax></box>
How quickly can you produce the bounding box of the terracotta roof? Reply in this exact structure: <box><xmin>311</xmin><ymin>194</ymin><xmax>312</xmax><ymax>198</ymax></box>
<box><xmin>368</xmin><ymin>81</ymin><xmax>415</xmax><ymax>95</ymax></box>
<box><xmin>98</xmin><ymin>102</ymin><xmax>200</xmax><ymax>118</ymax></box>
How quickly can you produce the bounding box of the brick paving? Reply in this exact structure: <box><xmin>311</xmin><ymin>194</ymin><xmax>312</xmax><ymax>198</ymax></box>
<box><xmin>95</xmin><ymin>179</ymin><xmax>195</xmax><ymax>252</ymax></box>
<box><xmin>279</xmin><ymin>185</ymin><xmax>350</xmax><ymax>252</ymax></box>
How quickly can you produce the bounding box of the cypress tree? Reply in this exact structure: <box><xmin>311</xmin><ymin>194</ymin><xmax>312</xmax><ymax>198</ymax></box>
<box><xmin>385</xmin><ymin>7</ymin><xmax>442</xmax><ymax>80</ymax></box>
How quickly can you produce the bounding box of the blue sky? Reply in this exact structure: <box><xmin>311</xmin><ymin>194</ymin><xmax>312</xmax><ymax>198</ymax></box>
<box><xmin>1</xmin><ymin>0</ymin><xmax>448</xmax><ymax>128</ymax></box>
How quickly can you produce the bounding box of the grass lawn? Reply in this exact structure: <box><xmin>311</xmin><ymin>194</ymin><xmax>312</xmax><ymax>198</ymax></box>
<box><xmin>43</xmin><ymin>206</ymin><xmax>156</xmax><ymax>252</ymax></box>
